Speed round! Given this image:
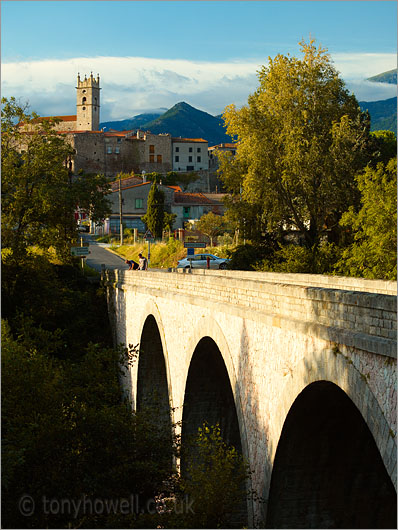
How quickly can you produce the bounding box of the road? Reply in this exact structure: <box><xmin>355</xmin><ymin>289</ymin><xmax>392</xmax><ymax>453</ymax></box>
<box><xmin>79</xmin><ymin>234</ymin><xmax>129</xmax><ymax>272</ymax></box>
<box><xmin>79</xmin><ymin>234</ymin><xmax>165</xmax><ymax>273</ymax></box>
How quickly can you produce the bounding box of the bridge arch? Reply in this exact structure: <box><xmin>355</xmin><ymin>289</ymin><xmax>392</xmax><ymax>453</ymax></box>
<box><xmin>184</xmin><ymin>316</ymin><xmax>249</xmax><ymax>461</ymax></box>
<box><xmin>136</xmin><ymin>300</ymin><xmax>173</xmax><ymax>419</ymax></box>
<box><xmin>265</xmin><ymin>347</ymin><xmax>397</xmax><ymax>528</ymax></box>
<box><xmin>182</xmin><ymin>316</ymin><xmax>252</xmax><ymax>525</ymax></box>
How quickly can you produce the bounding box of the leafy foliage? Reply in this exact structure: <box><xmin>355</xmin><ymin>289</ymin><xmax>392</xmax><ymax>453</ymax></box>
<box><xmin>178</xmin><ymin>423</ymin><xmax>251</xmax><ymax>529</ymax></box>
<box><xmin>219</xmin><ymin>39</ymin><xmax>372</xmax><ymax>252</ymax></box>
<box><xmin>1</xmin><ymin>97</ymin><xmax>111</xmax><ymax>261</ymax></box>
<box><xmin>142</xmin><ymin>182</ymin><xmax>165</xmax><ymax>238</ymax></box>
<box><xmin>336</xmin><ymin>158</ymin><xmax>397</xmax><ymax>280</ymax></box>
<box><xmin>195</xmin><ymin>212</ymin><xmax>226</xmax><ymax>246</ymax></box>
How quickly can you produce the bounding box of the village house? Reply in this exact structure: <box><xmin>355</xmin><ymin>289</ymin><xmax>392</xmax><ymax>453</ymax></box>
<box><xmin>97</xmin><ymin>177</ymin><xmax>225</xmax><ymax>235</ymax></box>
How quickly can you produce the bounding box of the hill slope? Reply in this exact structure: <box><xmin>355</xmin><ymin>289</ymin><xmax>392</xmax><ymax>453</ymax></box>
<box><xmin>359</xmin><ymin>97</ymin><xmax>397</xmax><ymax>132</ymax></box>
<box><xmin>143</xmin><ymin>102</ymin><xmax>232</xmax><ymax>145</ymax></box>
<box><xmin>367</xmin><ymin>69</ymin><xmax>397</xmax><ymax>85</ymax></box>
<box><xmin>100</xmin><ymin>102</ymin><xmax>233</xmax><ymax>145</ymax></box>
<box><xmin>100</xmin><ymin>112</ymin><xmax>164</xmax><ymax>131</ymax></box>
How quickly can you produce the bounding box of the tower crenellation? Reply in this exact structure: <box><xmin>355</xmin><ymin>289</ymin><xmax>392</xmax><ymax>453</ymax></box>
<box><xmin>76</xmin><ymin>72</ymin><xmax>101</xmax><ymax>131</ymax></box>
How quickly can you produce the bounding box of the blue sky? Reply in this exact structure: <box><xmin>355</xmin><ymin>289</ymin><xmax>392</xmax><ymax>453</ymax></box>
<box><xmin>2</xmin><ymin>1</ymin><xmax>397</xmax><ymax>121</ymax></box>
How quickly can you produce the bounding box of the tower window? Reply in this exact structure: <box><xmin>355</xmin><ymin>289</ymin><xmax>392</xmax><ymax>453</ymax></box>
<box><xmin>82</xmin><ymin>107</ymin><xmax>86</xmax><ymax>110</ymax></box>
<box><xmin>82</xmin><ymin>97</ymin><xmax>86</xmax><ymax>104</ymax></box>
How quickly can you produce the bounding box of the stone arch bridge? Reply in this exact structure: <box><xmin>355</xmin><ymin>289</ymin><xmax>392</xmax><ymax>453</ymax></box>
<box><xmin>104</xmin><ymin>269</ymin><xmax>396</xmax><ymax>528</ymax></box>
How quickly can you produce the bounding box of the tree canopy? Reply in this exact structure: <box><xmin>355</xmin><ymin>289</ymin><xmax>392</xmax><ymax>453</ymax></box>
<box><xmin>195</xmin><ymin>211</ymin><xmax>226</xmax><ymax>246</ymax></box>
<box><xmin>336</xmin><ymin>157</ymin><xmax>397</xmax><ymax>280</ymax></box>
<box><xmin>142</xmin><ymin>182</ymin><xmax>165</xmax><ymax>238</ymax></box>
<box><xmin>219</xmin><ymin>39</ymin><xmax>372</xmax><ymax>249</ymax></box>
<box><xmin>1</xmin><ymin>97</ymin><xmax>111</xmax><ymax>260</ymax></box>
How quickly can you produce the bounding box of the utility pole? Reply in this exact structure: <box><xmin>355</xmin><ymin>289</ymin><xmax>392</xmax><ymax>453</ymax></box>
<box><xmin>119</xmin><ymin>174</ymin><xmax>124</xmax><ymax>245</ymax></box>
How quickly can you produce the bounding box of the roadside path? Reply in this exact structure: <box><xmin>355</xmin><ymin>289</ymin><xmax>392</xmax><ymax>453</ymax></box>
<box><xmin>80</xmin><ymin>234</ymin><xmax>129</xmax><ymax>272</ymax></box>
<box><xmin>80</xmin><ymin>234</ymin><xmax>165</xmax><ymax>272</ymax></box>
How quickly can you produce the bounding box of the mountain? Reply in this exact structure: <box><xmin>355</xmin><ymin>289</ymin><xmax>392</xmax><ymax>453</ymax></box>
<box><xmin>141</xmin><ymin>102</ymin><xmax>232</xmax><ymax>146</ymax></box>
<box><xmin>100</xmin><ymin>112</ymin><xmax>164</xmax><ymax>131</ymax></box>
<box><xmin>367</xmin><ymin>69</ymin><xmax>397</xmax><ymax>85</ymax></box>
<box><xmin>359</xmin><ymin>97</ymin><xmax>397</xmax><ymax>133</ymax></box>
<box><xmin>100</xmin><ymin>102</ymin><xmax>233</xmax><ymax>146</ymax></box>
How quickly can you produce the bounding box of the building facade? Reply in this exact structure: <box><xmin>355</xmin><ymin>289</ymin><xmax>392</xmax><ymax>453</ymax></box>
<box><xmin>172</xmin><ymin>138</ymin><xmax>208</xmax><ymax>172</ymax></box>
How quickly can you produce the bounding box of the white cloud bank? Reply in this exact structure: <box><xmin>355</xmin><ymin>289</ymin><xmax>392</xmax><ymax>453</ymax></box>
<box><xmin>2</xmin><ymin>54</ymin><xmax>396</xmax><ymax>121</ymax></box>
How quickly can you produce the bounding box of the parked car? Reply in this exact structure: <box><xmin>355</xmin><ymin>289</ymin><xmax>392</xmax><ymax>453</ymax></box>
<box><xmin>177</xmin><ymin>253</ymin><xmax>230</xmax><ymax>270</ymax></box>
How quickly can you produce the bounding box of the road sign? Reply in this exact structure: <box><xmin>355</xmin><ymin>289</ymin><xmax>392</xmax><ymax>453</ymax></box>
<box><xmin>187</xmin><ymin>247</ymin><xmax>195</xmax><ymax>256</ymax></box>
<box><xmin>71</xmin><ymin>246</ymin><xmax>90</xmax><ymax>256</ymax></box>
<box><xmin>184</xmin><ymin>242</ymin><xmax>206</xmax><ymax>248</ymax></box>
<box><xmin>144</xmin><ymin>229</ymin><xmax>154</xmax><ymax>240</ymax></box>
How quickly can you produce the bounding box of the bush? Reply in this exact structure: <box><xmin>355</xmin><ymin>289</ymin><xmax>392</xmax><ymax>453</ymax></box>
<box><xmin>257</xmin><ymin>242</ymin><xmax>341</xmax><ymax>274</ymax></box>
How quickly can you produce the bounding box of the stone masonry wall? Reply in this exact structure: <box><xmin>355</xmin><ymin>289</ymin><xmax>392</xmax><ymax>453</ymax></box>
<box><xmin>105</xmin><ymin>270</ymin><xmax>397</xmax><ymax>524</ymax></box>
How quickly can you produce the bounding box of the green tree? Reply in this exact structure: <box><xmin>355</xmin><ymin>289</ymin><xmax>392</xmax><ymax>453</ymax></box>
<box><xmin>195</xmin><ymin>211</ymin><xmax>226</xmax><ymax>246</ymax></box>
<box><xmin>178</xmin><ymin>423</ymin><xmax>251</xmax><ymax>529</ymax></box>
<box><xmin>1</xmin><ymin>97</ymin><xmax>111</xmax><ymax>261</ymax></box>
<box><xmin>142</xmin><ymin>182</ymin><xmax>165</xmax><ymax>238</ymax></box>
<box><xmin>219</xmin><ymin>39</ymin><xmax>372</xmax><ymax>251</ymax></box>
<box><xmin>370</xmin><ymin>130</ymin><xmax>397</xmax><ymax>166</ymax></box>
<box><xmin>336</xmin><ymin>158</ymin><xmax>397</xmax><ymax>280</ymax></box>
<box><xmin>163</xmin><ymin>211</ymin><xmax>177</xmax><ymax>237</ymax></box>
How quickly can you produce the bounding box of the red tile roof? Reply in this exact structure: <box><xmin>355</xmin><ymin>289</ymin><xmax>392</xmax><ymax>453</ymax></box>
<box><xmin>208</xmin><ymin>143</ymin><xmax>236</xmax><ymax>149</ymax></box>
<box><xmin>36</xmin><ymin>115</ymin><xmax>77</xmax><ymax>122</ymax></box>
<box><xmin>173</xmin><ymin>192</ymin><xmax>217</xmax><ymax>205</ymax></box>
<box><xmin>171</xmin><ymin>138</ymin><xmax>208</xmax><ymax>143</ymax></box>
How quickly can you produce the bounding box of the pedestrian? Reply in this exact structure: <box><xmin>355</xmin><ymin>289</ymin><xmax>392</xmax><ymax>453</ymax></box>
<box><xmin>125</xmin><ymin>259</ymin><xmax>138</xmax><ymax>270</ymax></box>
<box><xmin>138</xmin><ymin>253</ymin><xmax>148</xmax><ymax>270</ymax></box>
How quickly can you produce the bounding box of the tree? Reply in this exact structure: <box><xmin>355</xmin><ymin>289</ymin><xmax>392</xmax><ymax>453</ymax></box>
<box><xmin>142</xmin><ymin>182</ymin><xmax>165</xmax><ymax>238</ymax></box>
<box><xmin>219</xmin><ymin>39</ymin><xmax>372</xmax><ymax>251</ymax></box>
<box><xmin>163</xmin><ymin>211</ymin><xmax>177</xmax><ymax>237</ymax></box>
<box><xmin>1</xmin><ymin>97</ymin><xmax>111</xmax><ymax>260</ymax></box>
<box><xmin>195</xmin><ymin>211</ymin><xmax>226</xmax><ymax>246</ymax></box>
<box><xmin>336</xmin><ymin>158</ymin><xmax>397</xmax><ymax>280</ymax></box>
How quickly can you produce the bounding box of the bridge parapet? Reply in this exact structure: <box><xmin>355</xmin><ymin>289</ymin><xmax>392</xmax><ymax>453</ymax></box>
<box><xmin>106</xmin><ymin>269</ymin><xmax>396</xmax><ymax>358</ymax></box>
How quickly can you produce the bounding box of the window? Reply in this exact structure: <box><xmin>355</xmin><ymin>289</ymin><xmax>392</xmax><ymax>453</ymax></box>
<box><xmin>175</xmin><ymin>155</ymin><xmax>179</xmax><ymax>162</ymax></box>
<box><xmin>149</xmin><ymin>145</ymin><xmax>155</xmax><ymax>154</ymax></box>
<box><xmin>107</xmin><ymin>146</ymin><xmax>112</xmax><ymax>154</ymax></box>
<box><xmin>117</xmin><ymin>138</ymin><xmax>122</xmax><ymax>143</ymax></box>
<box><xmin>82</xmin><ymin>107</ymin><xmax>86</xmax><ymax>110</ymax></box>
<box><xmin>115</xmin><ymin>147</ymin><xmax>120</xmax><ymax>154</ymax></box>
<box><xmin>197</xmin><ymin>156</ymin><xmax>201</xmax><ymax>162</ymax></box>
<box><xmin>175</xmin><ymin>147</ymin><xmax>179</xmax><ymax>152</ymax></box>
<box><xmin>186</xmin><ymin>166</ymin><xmax>194</xmax><ymax>171</ymax></box>
<box><xmin>197</xmin><ymin>147</ymin><xmax>201</xmax><ymax>153</ymax></box>
<box><xmin>183</xmin><ymin>207</ymin><xmax>190</xmax><ymax>218</ymax></box>
<box><xmin>189</xmin><ymin>147</ymin><xmax>193</xmax><ymax>152</ymax></box>
<box><xmin>82</xmin><ymin>97</ymin><xmax>86</xmax><ymax>104</ymax></box>
<box><xmin>150</xmin><ymin>154</ymin><xmax>155</xmax><ymax>163</ymax></box>
<box><xmin>188</xmin><ymin>156</ymin><xmax>192</xmax><ymax>162</ymax></box>
<box><xmin>135</xmin><ymin>198</ymin><xmax>143</xmax><ymax>209</ymax></box>
<box><xmin>157</xmin><ymin>155</ymin><xmax>162</xmax><ymax>164</ymax></box>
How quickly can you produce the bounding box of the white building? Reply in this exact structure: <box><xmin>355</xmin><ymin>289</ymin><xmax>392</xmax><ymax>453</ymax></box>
<box><xmin>172</xmin><ymin>138</ymin><xmax>208</xmax><ymax>172</ymax></box>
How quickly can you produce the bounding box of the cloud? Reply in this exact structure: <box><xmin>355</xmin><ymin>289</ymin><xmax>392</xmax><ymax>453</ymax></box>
<box><xmin>2</xmin><ymin>53</ymin><xmax>396</xmax><ymax>121</ymax></box>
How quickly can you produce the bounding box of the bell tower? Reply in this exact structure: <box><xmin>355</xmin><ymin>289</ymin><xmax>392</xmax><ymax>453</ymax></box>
<box><xmin>76</xmin><ymin>73</ymin><xmax>101</xmax><ymax>131</ymax></box>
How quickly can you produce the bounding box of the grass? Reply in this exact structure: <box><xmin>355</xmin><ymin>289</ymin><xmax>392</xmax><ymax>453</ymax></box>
<box><xmin>108</xmin><ymin>238</ymin><xmax>233</xmax><ymax>268</ymax></box>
